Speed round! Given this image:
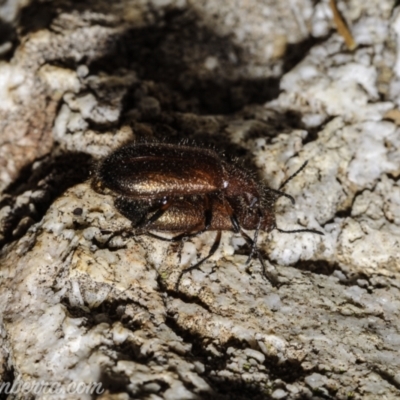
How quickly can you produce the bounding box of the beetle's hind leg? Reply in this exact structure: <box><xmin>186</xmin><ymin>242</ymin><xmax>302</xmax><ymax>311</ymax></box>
<box><xmin>175</xmin><ymin>230</ymin><xmax>222</xmax><ymax>291</ymax></box>
<box><xmin>135</xmin><ymin>197</ymin><xmax>173</xmax><ymax>229</ymax></box>
<box><xmin>146</xmin><ymin>194</ymin><xmax>213</xmax><ymax>242</ymax></box>
<box><xmin>142</xmin><ymin>195</ymin><xmax>218</xmax><ymax>291</ymax></box>
<box><xmin>115</xmin><ymin>196</ymin><xmax>174</xmax><ymax>228</ymax></box>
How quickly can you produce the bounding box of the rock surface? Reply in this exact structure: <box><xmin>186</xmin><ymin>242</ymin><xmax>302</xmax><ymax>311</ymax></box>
<box><xmin>1</xmin><ymin>0</ymin><xmax>400</xmax><ymax>399</ymax></box>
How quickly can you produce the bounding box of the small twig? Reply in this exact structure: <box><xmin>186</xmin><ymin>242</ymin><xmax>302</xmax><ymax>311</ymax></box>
<box><xmin>329</xmin><ymin>0</ymin><xmax>356</xmax><ymax>50</ymax></box>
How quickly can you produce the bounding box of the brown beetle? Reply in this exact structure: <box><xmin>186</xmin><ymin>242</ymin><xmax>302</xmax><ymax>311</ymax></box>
<box><xmin>93</xmin><ymin>143</ymin><xmax>323</xmax><ymax>289</ymax></box>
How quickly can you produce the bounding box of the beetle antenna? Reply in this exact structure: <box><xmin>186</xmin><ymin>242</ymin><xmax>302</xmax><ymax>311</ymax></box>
<box><xmin>276</xmin><ymin>227</ymin><xmax>324</xmax><ymax>235</ymax></box>
<box><xmin>279</xmin><ymin>160</ymin><xmax>308</xmax><ymax>190</ymax></box>
<box><xmin>266</xmin><ymin>188</ymin><xmax>295</xmax><ymax>205</ymax></box>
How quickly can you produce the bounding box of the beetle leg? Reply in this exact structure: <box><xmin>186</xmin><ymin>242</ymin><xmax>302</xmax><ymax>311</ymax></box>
<box><xmin>134</xmin><ymin>197</ymin><xmax>172</xmax><ymax>229</ymax></box>
<box><xmin>245</xmin><ymin>208</ymin><xmax>262</xmax><ymax>264</ymax></box>
<box><xmin>224</xmin><ymin>198</ymin><xmax>261</xmax><ymax>265</ymax></box>
<box><xmin>146</xmin><ymin>228</ymin><xmax>207</xmax><ymax>242</ymax></box>
<box><xmin>145</xmin><ymin>194</ymin><xmax>213</xmax><ymax>242</ymax></box>
<box><xmin>239</xmin><ymin>229</ymin><xmax>279</xmax><ymax>287</ymax></box>
<box><xmin>219</xmin><ymin>197</ymin><xmax>240</xmax><ymax>233</ymax></box>
<box><xmin>146</xmin><ymin>231</ymin><xmax>187</xmax><ymax>242</ymax></box>
<box><xmin>223</xmin><ymin>198</ymin><xmax>260</xmax><ymax>262</ymax></box>
<box><xmin>175</xmin><ymin>230</ymin><xmax>222</xmax><ymax>291</ymax></box>
<box><xmin>219</xmin><ymin>199</ymin><xmax>278</xmax><ymax>285</ymax></box>
<box><xmin>203</xmin><ymin>194</ymin><xmax>212</xmax><ymax>230</ymax></box>
<box><xmin>175</xmin><ymin>194</ymin><xmax>213</xmax><ymax>237</ymax></box>
<box><xmin>230</xmin><ymin>214</ymin><xmax>241</xmax><ymax>233</ymax></box>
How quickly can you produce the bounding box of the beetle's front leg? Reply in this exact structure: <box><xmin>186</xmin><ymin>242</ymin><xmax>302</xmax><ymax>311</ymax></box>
<box><xmin>238</xmin><ymin>228</ymin><xmax>280</xmax><ymax>287</ymax></box>
<box><xmin>223</xmin><ymin>197</ymin><xmax>279</xmax><ymax>287</ymax></box>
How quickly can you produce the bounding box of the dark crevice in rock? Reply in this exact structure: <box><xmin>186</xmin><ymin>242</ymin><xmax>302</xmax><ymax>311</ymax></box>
<box><xmin>370</xmin><ymin>365</ymin><xmax>400</xmax><ymax>391</ymax></box>
<box><xmin>0</xmin><ymin>21</ymin><xmax>17</xmax><ymax>61</ymax></box>
<box><xmin>322</xmin><ymin>207</ymin><xmax>353</xmax><ymax>227</ymax></box>
<box><xmin>291</xmin><ymin>259</ymin><xmax>393</xmax><ymax>291</ymax></box>
<box><xmin>60</xmin><ymin>296</ymin><xmax>147</xmax><ymax>330</ymax></box>
<box><xmin>18</xmin><ymin>0</ymin><xmax>57</xmax><ymax>36</ymax></box>
<box><xmin>164</xmin><ymin>312</ymin><xmax>339</xmax><ymax>399</ymax></box>
<box><xmin>97</xmin><ymin>370</ymin><xmax>131</xmax><ymax>397</ymax></box>
<box><xmin>4</xmin><ymin>151</ymin><xmax>91</xmax><ymax>199</ymax></box>
<box><xmin>164</xmin><ymin>316</ymin><xmax>273</xmax><ymax>400</ymax></box>
<box><xmin>0</xmin><ymin>364</ymin><xmax>14</xmax><ymax>400</ymax></box>
<box><xmin>292</xmin><ymin>260</ymin><xmax>342</xmax><ymax>277</ymax></box>
<box><xmin>86</xmin><ymin>5</ymin><xmax>305</xmax><ymax>116</ymax></box>
<box><xmin>282</xmin><ymin>35</ymin><xmax>329</xmax><ymax>74</ymax></box>
<box><xmin>386</xmin><ymin>172</ymin><xmax>400</xmax><ymax>182</ymax></box>
<box><xmin>171</xmin><ymin>285</ymin><xmax>215</xmax><ymax>312</ymax></box>
<box><xmin>292</xmin><ymin>260</ymin><xmax>361</xmax><ymax>285</ymax></box>
<box><xmin>0</xmin><ymin>152</ymin><xmax>92</xmax><ymax>249</ymax></box>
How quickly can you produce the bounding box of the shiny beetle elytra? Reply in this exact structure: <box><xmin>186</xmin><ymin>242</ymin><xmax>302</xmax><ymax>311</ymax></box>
<box><xmin>93</xmin><ymin>143</ymin><xmax>323</xmax><ymax>289</ymax></box>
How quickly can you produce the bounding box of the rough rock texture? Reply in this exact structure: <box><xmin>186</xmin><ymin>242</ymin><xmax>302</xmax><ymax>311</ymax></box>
<box><xmin>1</xmin><ymin>0</ymin><xmax>400</xmax><ymax>399</ymax></box>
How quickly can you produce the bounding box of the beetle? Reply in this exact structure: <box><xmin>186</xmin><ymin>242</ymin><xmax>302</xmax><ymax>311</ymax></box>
<box><xmin>93</xmin><ymin>142</ymin><xmax>323</xmax><ymax>289</ymax></box>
